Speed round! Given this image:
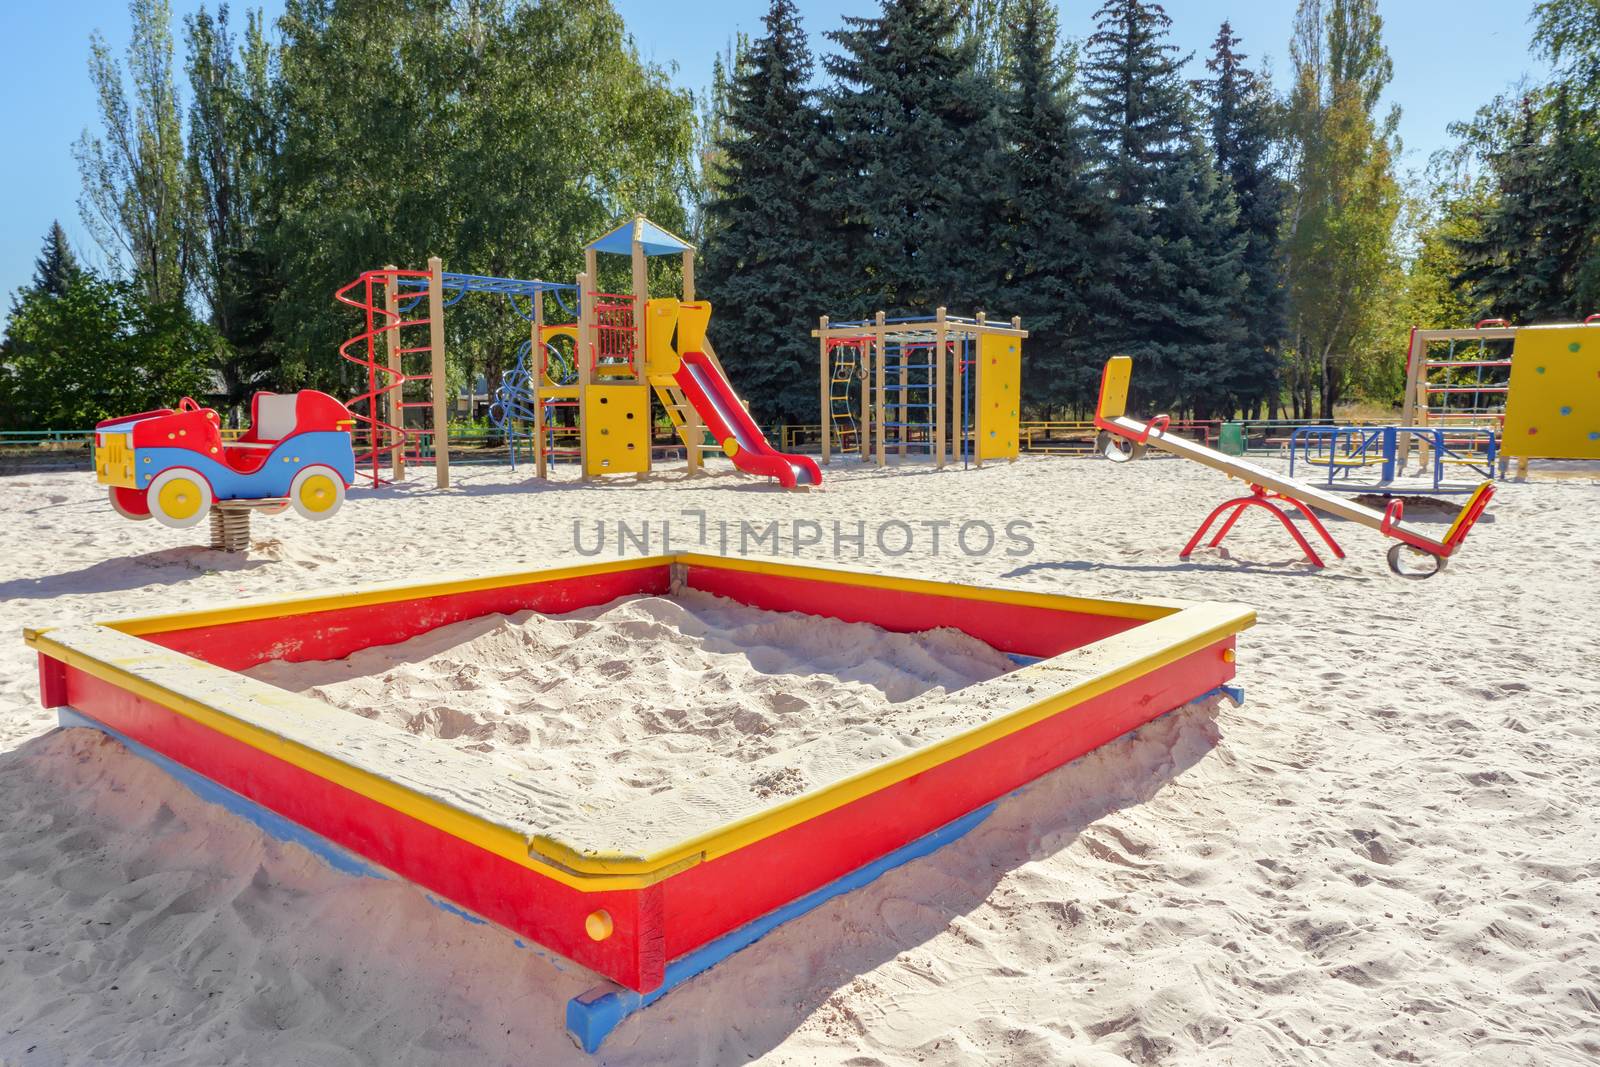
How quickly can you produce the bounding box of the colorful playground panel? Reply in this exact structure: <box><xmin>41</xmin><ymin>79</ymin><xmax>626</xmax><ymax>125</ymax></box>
<box><xmin>24</xmin><ymin>556</ymin><xmax>1252</xmax><ymax>1049</ymax></box>
<box><xmin>976</xmin><ymin>331</ymin><xmax>1022</xmax><ymax>461</ymax></box>
<box><xmin>1501</xmin><ymin>324</ymin><xmax>1600</xmax><ymax>460</ymax></box>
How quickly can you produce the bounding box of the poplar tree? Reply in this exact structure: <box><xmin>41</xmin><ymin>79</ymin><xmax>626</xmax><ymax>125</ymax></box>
<box><xmin>1282</xmin><ymin>0</ymin><xmax>1401</xmax><ymax>419</ymax></box>
<box><xmin>699</xmin><ymin>0</ymin><xmax>828</xmax><ymax>423</ymax></box>
<box><xmin>75</xmin><ymin>0</ymin><xmax>192</xmax><ymax>304</ymax></box>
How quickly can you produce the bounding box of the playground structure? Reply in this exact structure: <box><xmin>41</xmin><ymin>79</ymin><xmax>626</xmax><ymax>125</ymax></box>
<box><xmin>1094</xmin><ymin>357</ymin><xmax>1494</xmax><ymax>578</ymax></box>
<box><xmin>336</xmin><ymin>261</ymin><xmax>578</xmax><ymax>488</ymax></box>
<box><xmin>341</xmin><ymin>217</ymin><xmax>820</xmax><ymax>490</ymax></box>
<box><xmin>1400</xmin><ymin>317</ymin><xmax>1600</xmax><ymax>476</ymax></box>
<box><xmin>815</xmin><ymin>310</ymin><xmax>1026</xmax><ymax>469</ymax></box>
<box><xmin>25</xmin><ymin>553</ymin><xmax>1252</xmax><ymax>1051</ymax></box>
<box><xmin>94</xmin><ymin>391</ymin><xmax>356</xmax><ymax>551</ymax></box>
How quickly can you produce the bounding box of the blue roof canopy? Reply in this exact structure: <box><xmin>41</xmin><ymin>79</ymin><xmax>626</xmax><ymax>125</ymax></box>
<box><xmin>586</xmin><ymin>216</ymin><xmax>695</xmax><ymax>257</ymax></box>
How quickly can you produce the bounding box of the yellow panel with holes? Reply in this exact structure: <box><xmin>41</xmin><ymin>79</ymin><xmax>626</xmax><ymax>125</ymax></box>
<box><xmin>976</xmin><ymin>334</ymin><xmax>1022</xmax><ymax>461</ymax></box>
<box><xmin>582</xmin><ymin>385</ymin><xmax>650</xmax><ymax>476</ymax></box>
<box><xmin>1501</xmin><ymin>325</ymin><xmax>1600</xmax><ymax>459</ymax></box>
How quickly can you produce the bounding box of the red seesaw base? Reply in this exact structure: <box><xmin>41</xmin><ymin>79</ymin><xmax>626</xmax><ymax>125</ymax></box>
<box><xmin>1181</xmin><ymin>484</ymin><xmax>1345</xmax><ymax>568</ymax></box>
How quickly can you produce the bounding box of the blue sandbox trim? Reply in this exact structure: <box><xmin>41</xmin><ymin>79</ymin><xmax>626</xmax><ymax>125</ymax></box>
<box><xmin>57</xmin><ymin>707</ymin><xmax>383</xmax><ymax>879</ymax></box>
<box><xmin>565</xmin><ymin>802</ymin><xmax>996</xmax><ymax>1054</ymax></box>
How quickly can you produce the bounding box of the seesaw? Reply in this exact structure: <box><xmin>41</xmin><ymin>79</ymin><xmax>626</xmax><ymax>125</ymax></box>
<box><xmin>1092</xmin><ymin>357</ymin><xmax>1494</xmax><ymax>578</ymax></box>
<box><xmin>25</xmin><ymin>554</ymin><xmax>1253</xmax><ymax>1052</ymax></box>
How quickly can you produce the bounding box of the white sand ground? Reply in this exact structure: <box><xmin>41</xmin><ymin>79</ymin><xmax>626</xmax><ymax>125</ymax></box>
<box><xmin>246</xmin><ymin>590</ymin><xmax>1013</xmax><ymax>810</ymax></box>
<box><xmin>1</xmin><ymin>453</ymin><xmax>1597</xmax><ymax>1066</ymax></box>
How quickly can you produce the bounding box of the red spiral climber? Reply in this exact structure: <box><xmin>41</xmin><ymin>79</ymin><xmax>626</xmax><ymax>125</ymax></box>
<box><xmin>335</xmin><ymin>269</ymin><xmax>433</xmax><ymax>486</ymax></box>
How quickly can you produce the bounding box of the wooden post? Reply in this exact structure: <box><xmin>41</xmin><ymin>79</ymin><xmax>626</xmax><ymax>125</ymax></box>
<box><xmin>819</xmin><ymin>315</ymin><xmax>831</xmax><ymax>465</ymax></box>
<box><xmin>631</xmin><ymin>227</ymin><xmax>651</xmax><ymax>478</ymax></box>
<box><xmin>576</xmin><ymin>270</ymin><xmax>592</xmax><ymax>480</ymax></box>
<box><xmin>934</xmin><ymin>307</ymin><xmax>947</xmax><ymax>469</ymax></box>
<box><xmin>874</xmin><ymin>311</ymin><xmax>888</xmax><ymax>467</ymax></box>
<box><xmin>382</xmin><ymin>265</ymin><xmax>405</xmax><ymax>481</ymax></box>
<box><xmin>533</xmin><ymin>286</ymin><xmax>546</xmax><ymax>479</ymax></box>
<box><xmin>427</xmin><ymin>256</ymin><xmax>449</xmax><ymax>488</ymax></box>
<box><xmin>973</xmin><ymin>312</ymin><xmax>986</xmax><ymax>469</ymax></box>
<box><xmin>631</xmin><ymin>227</ymin><xmax>648</xmax><ymax>387</ymax></box>
<box><xmin>1399</xmin><ymin>327</ymin><xmax>1426</xmax><ymax>465</ymax></box>
<box><xmin>676</xmin><ymin>250</ymin><xmax>703</xmax><ymax>474</ymax></box>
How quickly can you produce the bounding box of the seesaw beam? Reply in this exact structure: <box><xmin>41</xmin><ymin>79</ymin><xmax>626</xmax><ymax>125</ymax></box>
<box><xmin>1093</xmin><ymin>356</ymin><xmax>1493</xmax><ymax>574</ymax></box>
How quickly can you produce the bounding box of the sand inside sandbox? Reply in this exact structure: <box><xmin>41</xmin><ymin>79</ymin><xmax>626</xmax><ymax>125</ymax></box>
<box><xmin>243</xmin><ymin>589</ymin><xmax>1019</xmax><ymax>831</ymax></box>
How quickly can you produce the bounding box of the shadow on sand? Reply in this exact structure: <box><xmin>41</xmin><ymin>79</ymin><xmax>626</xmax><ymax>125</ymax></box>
<box><xmin>0</xmin><ymin>545</ymin><xmax>273</xmax><ymax>601</ymax></box>
<box><xmin>0</xmin><ymin>695</ymin><xmax>1223</xmax><ymax>1064</ymax></box>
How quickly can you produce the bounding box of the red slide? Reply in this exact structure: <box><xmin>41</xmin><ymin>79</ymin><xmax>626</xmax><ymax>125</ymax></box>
<box><xmin>674</xmin><ymin>351</ymin><xmax>822</xmax><ymax>489</ymax></box>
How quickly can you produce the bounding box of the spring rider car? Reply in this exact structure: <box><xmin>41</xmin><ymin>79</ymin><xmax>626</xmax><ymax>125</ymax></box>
<box><xmin>95</xmin><ymin>391</ymin><xmax>357</xmax><ymax>549</ymax></box>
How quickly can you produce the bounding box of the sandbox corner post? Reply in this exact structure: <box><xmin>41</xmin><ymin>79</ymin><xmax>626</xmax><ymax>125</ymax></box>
<box><xmin>37</xmin><ymin>652</ymin><xmax>68</xmax><ymax>709</ymax></box>
<box><xmin>565</xmin><ymin>879</ymin><xmax>666</xmax><ymax>1052</ymax></box>
<box><xmin>634</xmin><ymin>880</ymin><xmax>668</xmax><ymax>992</ymax></box>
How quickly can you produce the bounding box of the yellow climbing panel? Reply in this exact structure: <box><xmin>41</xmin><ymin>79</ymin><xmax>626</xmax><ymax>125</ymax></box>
<box><xmin>976</xmin><ymin>332</ymin><xmax>1021</xmax><ymax>461</ymax></box>
<box><xmin>582</xmin><ymin>384</ymin><xmax>649</xmax><ymax>476</ymax></box>
<box><xmin>1501</xmin><ymin>325</ymin><xmax>1600</xmax><ymax>459</ymax></box>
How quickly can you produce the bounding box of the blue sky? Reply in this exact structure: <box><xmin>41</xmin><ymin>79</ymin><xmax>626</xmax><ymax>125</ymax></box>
<box><xmin>0</xmin><ymin>1</ymin><xmax>1551</xmax><ymax>305</ymax></box>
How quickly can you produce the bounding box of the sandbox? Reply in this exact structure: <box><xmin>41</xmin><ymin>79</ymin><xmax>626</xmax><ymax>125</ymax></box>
<box><xmin>24</xmin><ymin>554</ymin><xmax>1253</xmax><ymax>1050</ymax></box>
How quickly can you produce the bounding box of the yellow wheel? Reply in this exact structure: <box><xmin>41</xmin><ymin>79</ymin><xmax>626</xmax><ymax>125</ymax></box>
<box><xmin>146</xmin><ymin>469</ymin><xmax>213</xmax><ymax>529</ymax></box>
<box><xmin>289</xmin><ymin>465</ymin><xmax>345</xmax><ymax>521</ymax></box>
<box><xmin>721</xmin><ymin>437</ymin><xmax>740</xmax><ymax>458</ymax></box>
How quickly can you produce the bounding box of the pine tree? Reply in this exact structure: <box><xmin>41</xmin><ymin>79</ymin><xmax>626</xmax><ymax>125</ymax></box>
<box><xmin>1080</xmin><ymin>0</ymin><xmax>1246</xmax><ymax>413</ymax></box>
<box><xmin>699</xmin><ymin>0</ymin><xmax>829</xmax><ymax>423</ymax></box>
<box><xmin>1451</xmin><ymin>99</ymin><xmax>1547</xmax><ymax>322</ymax></box>
<box><xmin>31</xmin><ymin>222</ymin><xmax>82</xmax><ymax>298</ymax></box>
<box><xmin>823</xmin><ymin>0</ymin><xmax>997</xmax><ymax>316</ymax></box>
<box><xmin>1198</xmin><ymin>22</ymin><xmax>1286</xmax><ymax>416</ymax></box>
<box><xmin>1528</xmin><ymin>87</ymin><xmax>1600</xmax><ymax>317</ymax></box>
<box><xmin>1454</xmin><ymin>6</ymin><xmax>1600</xmax><ymax>323</ymax></box>
<box><xmin>999</xmin><ymin>0</ymin><xmax>1103</xmax><ymax>411</ymax></box>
